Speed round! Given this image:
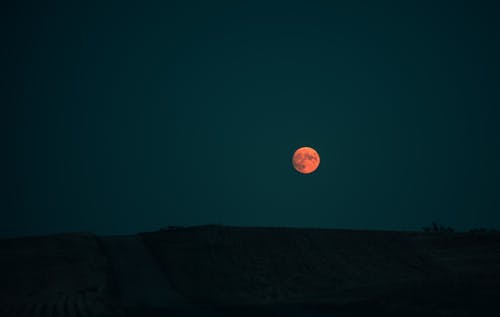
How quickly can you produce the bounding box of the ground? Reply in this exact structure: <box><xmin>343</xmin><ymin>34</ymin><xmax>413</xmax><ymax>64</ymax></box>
<box><xmin>1</xmin><ymin>226</ymin><xmax>499</xmax><ymax>316</ymax></box>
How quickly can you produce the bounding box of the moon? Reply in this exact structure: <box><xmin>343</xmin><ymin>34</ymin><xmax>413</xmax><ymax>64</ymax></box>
<box><xmin>292</xmin><ymin>147</ymin><xmax>320</xmax><ymax>174</ymax></box>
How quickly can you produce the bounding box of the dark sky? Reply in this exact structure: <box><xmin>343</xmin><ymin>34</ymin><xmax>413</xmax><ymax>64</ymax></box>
<box><xmin>2</xmin><ymin>1</ymin><xmax>500</xmax><ymax>237</ymax></box>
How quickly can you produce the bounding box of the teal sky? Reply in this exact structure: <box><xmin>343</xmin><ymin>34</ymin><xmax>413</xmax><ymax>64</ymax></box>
<box><xmin>3</xmin><ymin>1</ymin><xmax>500</xmax><ymax>237</ymax></box>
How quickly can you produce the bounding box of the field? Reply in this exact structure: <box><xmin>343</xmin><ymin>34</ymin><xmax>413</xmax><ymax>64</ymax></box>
<box><xmin>1</xmin><ymin>226</ymin><xmax>499</xmax><ymax>316</ymax></box>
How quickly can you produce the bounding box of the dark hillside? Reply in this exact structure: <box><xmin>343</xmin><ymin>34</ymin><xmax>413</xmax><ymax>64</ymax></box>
<box><xmin>1</xmin><ymin>226</ymin><xmax>499</xmax><ymax>316</ymax></box>
<box><xmin>141</xmin><ymin>226</ymin><xmax>500</xmax><ymax>312</ymax></box>
<box><xmin>0</xmin><ymin>233</ymin><xmax>116</xmax><ymax>316</ymax></box>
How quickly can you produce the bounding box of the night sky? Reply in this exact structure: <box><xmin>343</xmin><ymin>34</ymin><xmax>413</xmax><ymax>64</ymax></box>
<box><xmin>3</xmin><ymin>1</ymin><xmax>500</xmax><ymax>237</ymax></box>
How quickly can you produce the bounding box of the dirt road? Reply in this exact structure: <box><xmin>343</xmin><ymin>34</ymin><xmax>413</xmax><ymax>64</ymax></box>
<box><xmin>101</xmin><ymin>235</ymin><xmax>186</xmax><ymax>309</ymax></box>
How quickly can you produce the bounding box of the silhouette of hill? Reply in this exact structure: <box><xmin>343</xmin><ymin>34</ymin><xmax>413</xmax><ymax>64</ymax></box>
<box><xmin>0</xmin><ymin>233</ymin><xmax>116</xmax><ymax>316</ymax></box>
<box><xmin>1</xmin><ymin>226</ymin><xmax>500</xmax><ymax>316</ymax></box>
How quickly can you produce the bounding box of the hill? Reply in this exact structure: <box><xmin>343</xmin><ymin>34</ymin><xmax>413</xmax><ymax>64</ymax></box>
<box><xmin>1</xmin><ymin>226</ymin><xmax>500</xmax><ymax>316</ymax></box>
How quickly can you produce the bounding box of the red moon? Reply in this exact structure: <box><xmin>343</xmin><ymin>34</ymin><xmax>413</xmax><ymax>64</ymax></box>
<box><xmin>292</xmin><ymin>147</ymin><xmax>320</xmax><ymax>174</ymax></box>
